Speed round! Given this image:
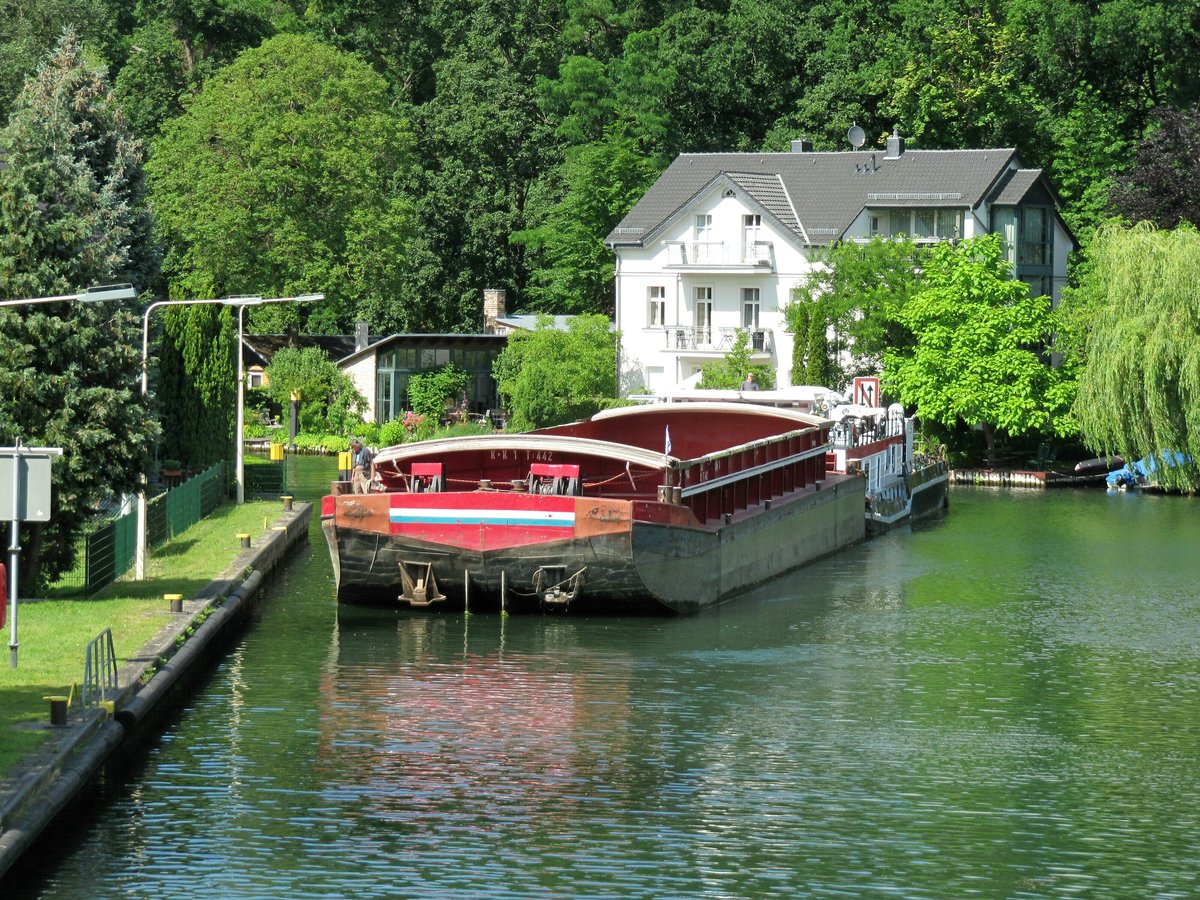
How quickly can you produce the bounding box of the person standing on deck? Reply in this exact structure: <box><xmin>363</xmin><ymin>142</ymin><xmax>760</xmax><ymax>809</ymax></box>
<box><xmin>349</xmin><ymin>438</ymin><xmax>374</xmax><ymax>493</ymax></box>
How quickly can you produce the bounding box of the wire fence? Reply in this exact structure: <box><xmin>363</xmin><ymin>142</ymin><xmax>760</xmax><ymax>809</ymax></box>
<box><xmin>48</xmin><ymin>462</ymin><xmax>228</xmax><ymax>597</ymax></box>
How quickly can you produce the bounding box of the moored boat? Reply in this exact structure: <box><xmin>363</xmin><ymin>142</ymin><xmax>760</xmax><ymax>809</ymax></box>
<box><xmin>823</xmin><ymin>400</ymin><xmax>949</xmax><ymax>534</ymax></box>
<box><xmin>321</xmin><ymin>402</ymin><xmax>866</xmax><ymax>614</ymax></box>
<box><xmin>660</xmin><ymin>386</ymin><xmax>949</xmax><ymax>534</ymax></box>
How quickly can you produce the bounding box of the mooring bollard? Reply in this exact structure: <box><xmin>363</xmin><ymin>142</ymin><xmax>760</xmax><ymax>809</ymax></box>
<box><xmin>44</xmin><ymin>695</ymin><xmax>68</xmax><ymax>726</ymax></box>
<box><xmin>166</xmin><ymin>593</ymin><xmax>183</xmax><ymax>613</ymax></box>
<box><xmin>281</xmin><ymin>495</ymin><xmax>294</xmax><ymax>511</ymax></box>
<box><xmin>237</xmin><ymin>532</ymin><xmax>251</xmax><ymax>550</ymax></box>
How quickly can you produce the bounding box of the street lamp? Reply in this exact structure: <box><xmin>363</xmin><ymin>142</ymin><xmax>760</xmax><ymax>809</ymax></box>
<box><xmin>134</xmin><ymin>292</ymin><xmax>323</xmax><ymax>579</ymax></box>
<box><xmin>233</xmin><ymin>294</ymin><xmax>323</xmax><ymax>505</ymax></box>
<box><xmin>0</xmin><ymin>283</ymin><xmax>138</xmax><ymax>307</ymax></box>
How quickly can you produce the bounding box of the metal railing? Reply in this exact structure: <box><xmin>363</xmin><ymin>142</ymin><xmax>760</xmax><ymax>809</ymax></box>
<box><xmin>665</xmin><ymin>326</ymin><xmax>773</xmax><ymax>353</ymax></box>
<box><xmin>664</xmin><ymin>241</ymin><xmax>775</xmax><ymax>267</ymax></box>
<box><xmin>82</xmin><ymin>628</ymin><xmax>118</xmax><ymax>709</ymax></box>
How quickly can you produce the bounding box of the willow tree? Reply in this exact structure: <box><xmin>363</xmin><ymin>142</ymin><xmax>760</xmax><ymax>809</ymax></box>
<box><xmin>1071</xmin><ymin>223</ymin><xmax>1200</xmax><ymax>491</ymax></box>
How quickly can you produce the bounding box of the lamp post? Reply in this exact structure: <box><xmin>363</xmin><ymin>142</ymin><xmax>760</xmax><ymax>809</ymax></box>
<box><xmin>233</xmin><ymin>294</ymin><xmax>323</xmax><ymax>505</ymax></box>
<box><xmin>135</xmin><ymin>292</ymin><xmax>323</xmax><ymax>579</ymax></box>
<box><xmin>0</xmin><ymin>283</ymin><xmax>138</xmax><ymax>307</ymax></box>
<box><xmin>136</xmin><ymin>296</ymin><xmax>248</xmax><ymax>580</ymax></box>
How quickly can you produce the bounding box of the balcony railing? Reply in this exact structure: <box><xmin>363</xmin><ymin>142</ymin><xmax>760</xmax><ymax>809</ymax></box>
<box><xmin>664</xmin><ymin>241</ymin><xmax>775</xmax><ymax>268</ymax></box>
<box><xmin>665</xmin><ymin>326</ymin><xmax>773</xmax><ymax>353</ymax></box>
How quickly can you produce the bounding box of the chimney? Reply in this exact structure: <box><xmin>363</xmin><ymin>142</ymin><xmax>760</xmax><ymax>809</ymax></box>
<box><xmin>483</xmin><ymin>288</ymin><xmax>506</xmax><ymax>333</ymax></box>
<box><xmin>790</xmin><ymin>139</ymin><xmax>813</xmax><ymax>153</ymax></box>
<box><xmin>885</xmin><ymin>128</ymin><xmax>905</xmax><ymax>159</ymax></box>
<box><xmin>355</xmin><ymin>321</ymin><xmax>369</xmax><ymax>352</ymax></box>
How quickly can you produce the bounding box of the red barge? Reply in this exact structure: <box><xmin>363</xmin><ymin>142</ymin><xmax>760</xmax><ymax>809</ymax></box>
<box><xmin>321</xmin><ymin>401</ymin><xmax>866</xmax><ymax>614</ymax></box>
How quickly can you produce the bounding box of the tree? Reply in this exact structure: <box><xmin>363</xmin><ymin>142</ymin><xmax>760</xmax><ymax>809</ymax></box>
<box><xmin>493</xmin><ymin>315</ymin><xmax>617</xmax><ymax>431</ymax></box>
<box><xmin>514</xmin><ymin>129</ymin><xmax>661</xmax><ymax>315</ymax></box>
<box><xmin>698</xmin><ymin>329</ymin><xmax>775</xmax><ymax>390</ymax></box>
<box><xmin>0</xmin><ymin>0</ymin><xmax>118</xmax><ymax>124</ymax></box>
<box><xmin>882</xmin><ymin>234</ymin><xmax>1071</xmax><ymax>465</ymax></box>
<box><xmin>408</xmin><ymin>364</ymin><xmax>469</xmax><ymax>431</ymax></box>
<box><xmin>784</xmin><ymin>294</ymin><xmax>837</xmax><ymax>389</ymax></box>
<box><xmin>0</xmin><ymin>31</ymin><xmax>159</xmax><ymax>587</ymax></box>
<box><xmin>1110</xmin><ymin>104</ymin><xmax>1200</xmax><ymax>229</ymax></box>
<box><xmin>1070</xmin><ymin>223</ymin><xmax>1200</xmax><ymax>492</ymax></box>
<box><xmin>147</xmin><ymin>33</ymin><xmax>414</xmax><ymax>335</ymax></box>
<box><xmin>263</xmin><ymin>347</ymin><xmax>367</xmax><ymax>436</ymax></box>
<box><xmin>156</xmin><ymin>304</ymin><xmax>235</xmax><ymax>470</ymax></box>
<box><xmin>786</xmin><ymin>235</ymin><xmax>923</xmax><ymax>389</ymax></box>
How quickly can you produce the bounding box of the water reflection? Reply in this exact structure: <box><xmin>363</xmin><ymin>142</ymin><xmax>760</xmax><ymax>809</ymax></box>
<box><xmin>8</xmin><ymin>477</ymin><xmax>1200</xmax><ymax>898</ymax></box>
<box><xmin>318</xmin><ymin>610</ymin><xmax>636</xmax><ymax>833</ymax></box>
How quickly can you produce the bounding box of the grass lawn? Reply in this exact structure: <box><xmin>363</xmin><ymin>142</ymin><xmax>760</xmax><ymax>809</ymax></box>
<box><xmin>0</xmin><ymin>500</ymin><xmax>283</xmax><ymax>779</ymax></box>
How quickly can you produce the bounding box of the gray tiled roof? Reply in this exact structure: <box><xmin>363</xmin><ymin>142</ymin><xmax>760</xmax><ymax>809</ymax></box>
<box><xmin>991</xmin><ymin>168</ymin><xmax>1042</xmax><ymax>205</ymax></box>
<box><xmin>606</xmin><ymin>148</ymin><xmax>1023</xmax><ymax>247</ymax></box>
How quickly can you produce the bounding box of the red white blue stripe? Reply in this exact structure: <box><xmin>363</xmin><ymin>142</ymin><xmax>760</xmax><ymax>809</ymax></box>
<box><xmin>389</xmin><ymin>507</ymin><xmax>575</xmax><ymax>528</ymax></box>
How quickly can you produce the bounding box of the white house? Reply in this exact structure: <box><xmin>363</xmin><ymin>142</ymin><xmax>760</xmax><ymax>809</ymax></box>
<box><xmin>605</xmin><ymin>131</ymin><xmax>1075</xmax><ymax>395</ymax></box>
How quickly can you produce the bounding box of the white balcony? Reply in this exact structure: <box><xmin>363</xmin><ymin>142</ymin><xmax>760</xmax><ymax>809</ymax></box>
<box><xmin>664</xmin><ymin>326</ymin><xmax>773</xmax><ymax>354</ymax></box>
<box><xmin>664</xmin><ymin>241</ymin><xmax>775</xmax><ymax>271</ymax></box>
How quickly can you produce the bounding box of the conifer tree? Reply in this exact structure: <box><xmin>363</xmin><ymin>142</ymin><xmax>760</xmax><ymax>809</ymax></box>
<box><xmin>0</xmin><ymin>31</ymin><xmax>159</xmax><ymax>587</ymax></box>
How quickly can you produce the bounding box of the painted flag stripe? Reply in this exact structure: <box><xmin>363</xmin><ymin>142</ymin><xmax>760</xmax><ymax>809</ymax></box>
<box><xmin>390</xmin><ymin>508</ymin><xmax>575</xmax><ymax>527</ymax></box>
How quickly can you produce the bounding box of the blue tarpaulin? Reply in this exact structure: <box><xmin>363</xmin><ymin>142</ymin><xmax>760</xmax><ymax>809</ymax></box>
<box><xmin>1106</xmin><ymin>451</ymin><xmax>1192</xmax><ymax>487</ymax></box>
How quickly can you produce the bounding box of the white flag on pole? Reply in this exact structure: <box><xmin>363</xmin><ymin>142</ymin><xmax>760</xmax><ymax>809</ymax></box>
<box><xmin>664</xmin><ymin>425</ymin><xmax>672</xmax><ymax>456</ymax></box>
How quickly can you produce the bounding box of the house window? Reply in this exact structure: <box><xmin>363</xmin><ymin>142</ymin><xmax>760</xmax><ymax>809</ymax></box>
<box><xmin>743</xmin><ymin>213</ymin><xmax>762</xmax><ymax>262</ymax></box>
<box><xmin>1019</xmin><ymin>207</ymin><xmax>1051</xmax><ymax>267</ymax></box>
<box><xmin>742</xmin><ymin>288</ymin><xmax>760</xmax><ymax>329</ymax></box>
<box><xmin>247</xmin><ymin>368</ymin><xmax>264</xmax><ymax>388</ymax></box>
<box><xmin>694</xmin><ymin>214</ymin><xmax>717</xmax><ymax>264</ymax></box>
<box><xmin>648</xmin><ymin>285</ymin><xmax>665</xmax><ymax>327</ymax></box>
<box><xmin>694</xmin><ymin>287</ymin><xmax>713</xmax><ymax>344</ymax></box>
<box><xmin>993</xmin><ymin>207</ymin><xmax>1018</xmax><ymax>265</ymax></box>
<box><xmin>884</xmin><ymin>208</ymin><xmax>962</xmax><ymax>240</ymax></box>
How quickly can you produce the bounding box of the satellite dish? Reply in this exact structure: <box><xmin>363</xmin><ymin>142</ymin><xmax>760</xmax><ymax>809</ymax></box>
<box><xmin>847</xmin><ymin>123</ymin><xmax>866</xmax><ymax>150</ymax></box>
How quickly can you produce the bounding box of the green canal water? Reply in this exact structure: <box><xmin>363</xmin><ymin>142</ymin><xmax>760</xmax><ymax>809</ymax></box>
<box><xmin>9</xmin><ymin>457</ymin><xmax>1200</xmax><ymax>898</ymax></box>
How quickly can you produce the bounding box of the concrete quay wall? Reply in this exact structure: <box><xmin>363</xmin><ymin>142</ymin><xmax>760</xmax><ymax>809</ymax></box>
<box><xmin>0</xmin><ymin>501</ymin><xmax>313</xmax><ymax>883</ymax></box>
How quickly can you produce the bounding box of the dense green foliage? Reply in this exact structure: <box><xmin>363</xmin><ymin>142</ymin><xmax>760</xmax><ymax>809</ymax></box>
<box><xmin>263</xmin><ymin>346</ymin><xmax>367</xmax><ymax>437</ymax></box>
<box><xmin>1068</xmin><ymin>223</ymin><xmax>1200</xmax><ymax>491</ymax></box>
<box><xmin>883</xmin><ymin>235</ymin><xmax>1072</xmax><ymax>464</ymax></box>
<box><xmin>493</xmin><ymin>315</ymin><xmax>617</xmax><ymax>431</ymax></box>
<box><xmin>147</xmin><ymin>33</ymin><xmax>414</xmax><ymax>334</ymax></box>
<box><xmin>4</xmin><ymin>2</ymin><xmax>1200</xmax><ymax>470</ymax></box>
<box><xmin>156</xmin><ymin>304</ymin><xmax>235</xmax><ymax>470</ymax></box>
<box><xmin>698</xmin><ymin>329</ymin><xmax>775</xmax><ymax>390</ymax></box>
<box><xmin>0</xmin><ymin>32</ymin><xmax>159</xmax><ymax>587</ymax></box>
<box><xmin>787</xmin><ymin>236</ymin><xmax>923</xmax><ymax>389</ymax></box>
<box><xmin>408</xmin><ymin>364</ymin><xmax>469</xmax><ymax>433</ymax></box>
<box><xmin>4</xmin><ymin>0</ymin><xmax>1196</xmax><ymax>335</ymax></box>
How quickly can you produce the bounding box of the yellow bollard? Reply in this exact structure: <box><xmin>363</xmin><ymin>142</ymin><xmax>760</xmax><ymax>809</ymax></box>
<box><xmin>281</xmin><ymin>495</ymin><xmax>294</xmax><ymax>511</ymax></box>
<box><xmin>166</xmin><ymin>593</ymin><xmax>183</xmax><ymax>613</ymax></box>
<box><xmin>237</xmin><ymin>532</ymin><xmax>251</xmax><ymax>550</ymax></box>
<box><xmin>270</xmin><ymin>442</ymin><xmax>285</xmax><ymax>461</ymax></box>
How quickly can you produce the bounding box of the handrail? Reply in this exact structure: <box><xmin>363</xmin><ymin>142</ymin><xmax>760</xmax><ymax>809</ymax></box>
<box><xmin>82</xmin><ymin>628</ymin><xmax>117</xmax><ymax>709</ymax></box>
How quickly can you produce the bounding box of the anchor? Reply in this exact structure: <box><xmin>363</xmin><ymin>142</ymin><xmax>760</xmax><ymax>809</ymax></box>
<box><xmin>398</xmin><ymin>560</ymin><xmax>446</xmax><ymax>607</ymax></box>
<box><xmin>534</xmin><ymin>565</ymin><xmax>587</xmax><ymax>609</ymax></box>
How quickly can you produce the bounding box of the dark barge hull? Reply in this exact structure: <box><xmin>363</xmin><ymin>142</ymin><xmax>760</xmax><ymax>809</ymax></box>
<box><xmin>322</xmin><ymin>474</ymin><xmax>865</xmax><ymax>615</ymax></box>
